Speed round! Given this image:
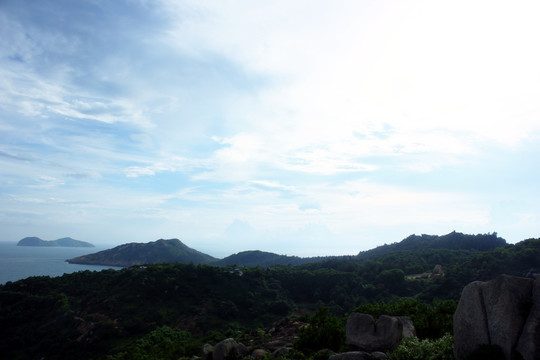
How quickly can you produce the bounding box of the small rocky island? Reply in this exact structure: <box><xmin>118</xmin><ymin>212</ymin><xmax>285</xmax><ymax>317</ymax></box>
<box><xmin>17</xmin><ymin>236</ymin><xmax>95</xmax><ymax>247</ymax></box>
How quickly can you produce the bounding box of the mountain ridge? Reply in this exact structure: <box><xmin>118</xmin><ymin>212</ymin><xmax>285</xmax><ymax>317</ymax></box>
<box><xmin>215</xmin><ymin>250</ymin><xmax>341</xmax><ymax>267</ymax></box>
<box><xmin>357</xmin><ymin>231</ymin><xmax>506</xmax><ymax>259</ymax></box>
<box><xmin>65</xmin><ymin>231</ymin><xmax>506</xmax><ymax>267</ymax></box>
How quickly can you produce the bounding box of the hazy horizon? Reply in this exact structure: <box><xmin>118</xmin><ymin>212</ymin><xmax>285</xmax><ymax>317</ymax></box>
<box><xmin>0</xmin><ymin>230</ymin><xmax>508</xmax><ymax>259</ymax></box>
<box><xmin>1</xmin><ymin>1</ymin><xmax>539</xmax><ymax>257</ymax></box>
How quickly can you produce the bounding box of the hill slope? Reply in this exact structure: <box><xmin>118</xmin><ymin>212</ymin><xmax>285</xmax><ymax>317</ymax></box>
<box><xmin>17</xmin><ymin>236</ymin><xmax>94</xmax><ymax>247</ymax></box>
<box><xmin>64</xmin><ymin>231</ymin><xmax>507</xmax><ymax>268</ymax></box>
<box><xmin>66</xmin><ymin>238</ymin><xmax>216</xmax><ymax>266</ymax></box>
<box><xmin>2</xmin><ymin>237</ymin><xmax>539</xmax><ymax>360</ymax></box>
<box><xmin>357</xmin><ymin>231</ymin><xmax>506</xmax><ymax>259</ymax></box>
<box><xmin>216</xmin><ymin>250</ymin><xmax>337</xmax><ymax>267</ymax></box>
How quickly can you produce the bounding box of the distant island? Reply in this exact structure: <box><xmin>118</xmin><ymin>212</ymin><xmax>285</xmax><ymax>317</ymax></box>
<box><xmin>66</xmin><ymin>238</ymin><xmax>215</xmax><ymax>266</ymax></box>
<box><xmin>17</xmin><ymin>237</ymin><xmax>95</xmax><ymax>248</ymax></box>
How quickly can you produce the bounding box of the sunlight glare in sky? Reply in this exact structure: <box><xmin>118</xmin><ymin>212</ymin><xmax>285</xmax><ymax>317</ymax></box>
<box><xmin>1</xmin><ymin>0</ymin><xmax>539</xmax><ymax>257</ymax></box>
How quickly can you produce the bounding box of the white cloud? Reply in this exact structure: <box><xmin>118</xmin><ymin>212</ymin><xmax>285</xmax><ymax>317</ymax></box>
<box><xmin>2</xmin><ymin>0</ymin><xmax>539</xmax><ymax>253</ymax></box>
<box><xmin>164</xmin><ymin>0</ymin><xmax>540</xmax><ymax>154</ymax></box>
<box><xmin>250</xmin><ymin>180</ymin><xmax>295</xmax><ymax>192</ymax></box>
<box><xmin>125</xmin><ymin>166</ymin><xmax>155</xmax><ymax>177</ymax></box>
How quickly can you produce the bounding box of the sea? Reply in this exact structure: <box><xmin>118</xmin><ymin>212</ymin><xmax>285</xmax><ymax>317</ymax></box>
<box><xmin>0</xmin><ymin>242</ymin><xmax>122</xmax><ymax>284</ymax></box>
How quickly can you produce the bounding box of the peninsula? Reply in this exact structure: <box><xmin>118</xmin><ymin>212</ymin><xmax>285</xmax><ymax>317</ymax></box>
<box><xmin>66</xmin><ymin>238</ymin><xmax>215</xmax><ymax>266</ymax></box>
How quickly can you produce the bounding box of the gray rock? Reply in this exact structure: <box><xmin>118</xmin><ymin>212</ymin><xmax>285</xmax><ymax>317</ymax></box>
<box><xmin>517</xmin><ymin>276</ymin><xmax>540</xmax><ymax>360</ymax></box>
<box><xmin>397</xmin><ymin>316</ymin><xmax>416</xmax><ymax>338</ymax></box>
<box><xmin>251</xmin><ymin>348</ymin><xmax>268</xmax><ymax>359</ymax></box>
<box><xmin>346</xmin><ymin>313</ymin><xmax>403</xmax><ymax>352</ymax></box>
<box><xmin>453</xmin><ymin>281</ymin><xmax>492</xmax><ymax>359</ymax></box>
<box><xmin>454</xmin><ymin>274</ymin><xmax>539</xmax><ymax>360</ymax></box>
<box><xmin>272</xmin><ymin>346</ymin><xmax>289</xmax><ymax>357</ymax></box>
<box><xmin>484</xmin><ymin>275</ymin><xmax>532</xmax><ymax>359</ymax></box>
<box><xmin>432</xmin><ymin>264</ymin><xmax>444</xmax><ymax>277</ymax></box>
<box><xmin>235</xmin><ymin>342</ymin><xmax>249</xmax><ymax>357</ymax></box>
<box><xmin>370</xmin><ymin>351</ymin><xmax>389</xmax><ymax>359</ymax></box>
<box><xmin>202</xmin><ymin>343</ymin><xmax>213</xmax><ymax>360</ymax></box>
<box><xmin>329</xmin><ymin>351</ymin><xmax>370</xmax><ymax>360</ymax></box>
<box><xmin>213</xmin><ymin>338</ymin><xmax>238</xmax><ymax>360</ymax></box>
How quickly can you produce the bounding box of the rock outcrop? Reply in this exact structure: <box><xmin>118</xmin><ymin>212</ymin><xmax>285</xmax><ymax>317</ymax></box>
<box><xmin>397</xmin><ymin>316</ymin><xmax>416</xmax><ymax>338</ymax></box>
<box><xmin>329</xmin><ymin>351</ymin><xmax>388</xmax><ymax>360</ymax></box>
<box><xmin>202</xmin><ymin>343</ymin><xmax>213</xmax><ymax>360</ymax></box>
<box><xmin>211</xmin><ymin>338</ymin><xmax>249</xmax><ymax>360</ymax></box>
<box><xmin>454</xmin><ymin>274</ymin><xmax>540</xmax><ymax>360</ymax></box>
<box><xmin>346</xmin><ymin>313</ymin><xmax>415</xmax><ymax>352</ymax></box>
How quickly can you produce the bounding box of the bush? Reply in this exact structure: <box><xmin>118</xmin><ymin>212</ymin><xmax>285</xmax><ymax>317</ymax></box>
<box><xmin>295</xmin><ymin>307</ymin><xmax>345</xmax><ymax>354</ymax></box>
<box><xmin>107</xmin><ymin>326</ymin><xmax>198</xmax><ymax>360</ymax></box>
<box><xmin>390</xmin><ymin>333</ymin><xmax>454</xmax><ymax>360</ymax></box>
<box><xmin>353</xmin><ymin>298</ymin><xmax>457</xmax><ymax>339</ymax></box>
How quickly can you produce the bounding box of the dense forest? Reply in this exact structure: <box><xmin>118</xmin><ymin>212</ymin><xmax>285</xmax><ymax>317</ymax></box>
<box><xmin>1</xmin><ymin>233</ymin><xmax>539</xmax><ymax>359</ymax></box>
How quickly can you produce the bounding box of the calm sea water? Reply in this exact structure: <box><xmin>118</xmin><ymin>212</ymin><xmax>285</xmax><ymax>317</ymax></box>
<box><xmin>0</xmin><ymin>242</ymin><xmax>122</xmax><ymax>284</ymax></box>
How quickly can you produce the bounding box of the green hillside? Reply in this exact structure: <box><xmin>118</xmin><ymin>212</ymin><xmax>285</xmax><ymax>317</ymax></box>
<box><xmin>357</xmin><ymin>231</ymin><xmax>505</xmax><ymax>258</ymax></box>
<box><xmin>2</xmin><ymin>234</ymin><xmax>538</xmax><ymax>359</ymax></box>
<box><xmin>66</xmin><ymin>238</ymin><xmax>216</xmax><ymax>266</ymax></box>
<box><xmin>216</xmin><ymin>250</ymin><xmax>338</xmax><ymax>267</ymax></box>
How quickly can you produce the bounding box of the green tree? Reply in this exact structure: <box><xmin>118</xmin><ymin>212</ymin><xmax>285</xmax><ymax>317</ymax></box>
<box><xmin>390</xmin><ymin>333</ymin><xmax>454</xmax><ymax>360</ymax></box>
<box><xmin>107</xmin><ymin>326</ymin><xmax>196</xmax><ymax>360</ymax></box>
<box><xmin>295</xmin><ymin>307</ymin><xmax>346</xmax><ymax>355</ymax></box>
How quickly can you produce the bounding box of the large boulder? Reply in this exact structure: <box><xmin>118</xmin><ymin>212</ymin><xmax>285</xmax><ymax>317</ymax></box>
<box><xmin>202</xmin><ymin>343</ymin><xmax>214</xmax><ymax>360</ymax></box>
<box><xmin>251</xmin><ymin>348</ymin><xmax>268</xmax><ymax>359</ymax></box>
<box><xmin>454</xmin><ymin>274</ymin><xmax>540</xmax><ymax>360</ymax></box>
<box><xmin>346</xmin><ymin>314</ymin><xmax>405</xmax><ymax>352</ymax></box>
<box><xmin>517</xmin><ymin>276</ymin><xmax>540</xmax><ymax>360</ymax></box>
<box><xmin>397</xmin><ymin>316</ymin><xmax>416</xmax><ymax>338</ymax></box>
<box><xmin>212</xmin><ymin>338</ymin><xmax>248</xmax><ymax>360</ymax></box>
<box><xmin>328</xmin><ymin>351</ymin><xmax>371</xmax><ymax>360</ymax></box>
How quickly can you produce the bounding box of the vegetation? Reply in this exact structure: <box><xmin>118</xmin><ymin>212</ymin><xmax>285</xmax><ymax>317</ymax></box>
<box><xmin>390</xmin><ymin>333</ymin><xmax>454</xmax><ymax>360</ymax></box>
<box><xmin>106</xmin><ymin>326</ymin><xmax>199</xmax><ymax>360</ymax></box>
<box><xmin>353</xmin><ymin>298</ymin><xmax>456</xmax><ymax>339</ymax></box>
<box><xmin>215</xmin><ymin>250</ymin><xmax>338</xmax><ymax>267</ymax></box>
<box><xmin>1</xmin><ymin>233</ymin><xmax>538</xmax><ymax>359</ymax></box>
<box><xmin>67</xmin><ymin>238</ymin><xmax>216</xmax><ymax>266</ymax></box>
<box><xmin>295</xmin><ymin>307</ymin><xmax>346</xmax><ymax>354</ymax></box>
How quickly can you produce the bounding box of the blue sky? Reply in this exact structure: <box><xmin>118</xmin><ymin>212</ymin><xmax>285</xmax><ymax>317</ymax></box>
<box><xmin>1</xmin><ymin>0</ymin><xmax>539</xmax><ymax>257</ymax></box>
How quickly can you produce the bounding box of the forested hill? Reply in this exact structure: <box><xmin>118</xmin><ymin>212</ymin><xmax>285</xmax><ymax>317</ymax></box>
<box><xmin>357</xmin><ymin>231</ymin><xmax>506</xmax><ymax>259</ymax></box>
<box><xmin>1</xmin><ymin>236</ymin><xmax>539</xmax><ymax>360</ymax></box>
<box><xmin>65</xmin><ymin>232</ymin><xmax>506</xmax><ymax>268</ymax></box>
<box><xmin>216</xmin><ymin>250</ymin><xmax>338</xmax><ymax>267</ymax></box>
<box><xmin>67</xmin><ymin>239</ymin><xmax>216</xmax><ymax>266</ymax></box>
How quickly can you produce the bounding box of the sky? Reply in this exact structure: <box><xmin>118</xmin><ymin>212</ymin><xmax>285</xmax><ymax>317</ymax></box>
<box><xmin>1</xmin><ymin>0</ymin><xmax>539</xmax><ymax>257</ymax></box>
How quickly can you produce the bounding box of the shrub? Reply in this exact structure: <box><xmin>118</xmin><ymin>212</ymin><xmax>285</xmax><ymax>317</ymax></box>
<box><xmin>390</xmin><ymin>333</ymin><xmax>454</xmax><ymax>360</ymax></box>
<box><xmin>295</xmin><ymin>307</ymin><xmax>345</xmax><ymax>354</ymax></box>
<box><xmin>107</xmin><ymin>326</ymin><xmax>198</xmax><ymax>360</ymax></box>
<box><xmin>353</xmin><ymin>298</ymin><xmax>457</xmax><ymax>339</ymax></box>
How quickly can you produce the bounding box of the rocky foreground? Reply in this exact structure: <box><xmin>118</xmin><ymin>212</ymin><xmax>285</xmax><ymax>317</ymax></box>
<box><xmin>203</xmin><ymin>274</ymin><xmax>540</xmax><ymax>360</ymax></box>
<box><xmin>454</xmin><ymin>274</ymin><xmax>540</xmax><ymax>360</ymax></box>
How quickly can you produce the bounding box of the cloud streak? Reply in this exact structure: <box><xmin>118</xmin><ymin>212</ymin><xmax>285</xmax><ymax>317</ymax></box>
<box><xmin>0</xmin><ymin>0</ymin><xmax>539</xmax><ymax>255</ymax></box>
